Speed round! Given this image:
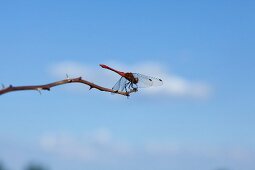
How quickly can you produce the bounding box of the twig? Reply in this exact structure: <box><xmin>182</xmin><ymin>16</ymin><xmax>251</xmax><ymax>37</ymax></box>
<box><xmin>0</xmin><ymin>77</ymin><xmax>137</xmax><ymax>96</ymax></box>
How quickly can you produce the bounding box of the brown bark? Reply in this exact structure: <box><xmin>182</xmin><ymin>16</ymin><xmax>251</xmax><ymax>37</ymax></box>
<box><xmin>0</xmin><ymin>77</ymin><xmax>136</xmax><ymax>96</ymax></box>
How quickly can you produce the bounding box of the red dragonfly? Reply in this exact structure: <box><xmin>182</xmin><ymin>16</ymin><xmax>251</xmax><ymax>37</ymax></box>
<box><xmin>100</xmin><ymin>64</ymin><xmax>163</xmax><ymax>93</ymax></box>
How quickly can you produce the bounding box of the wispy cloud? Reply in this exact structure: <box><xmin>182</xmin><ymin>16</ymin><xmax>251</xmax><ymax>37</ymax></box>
<box><xmin>39</xmin><ymin>128</ymin><xmax>133</xmax><ymax>163</ymax></box>
<box><xmin>1</xmin><ymin>130</ymin><xmax>252</xmax><ymax>170</ymax></box>
<box><xmin>38</xmin><ymin>129</ymin><xmax>255</xmax><ymax>170</ymax></box>
<box><xmin>48</xmin><ymin>61</ymin><xmax>212</xmax><ymax>99</ymax></box>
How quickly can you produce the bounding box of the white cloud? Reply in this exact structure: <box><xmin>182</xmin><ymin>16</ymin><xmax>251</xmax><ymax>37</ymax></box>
<box><xmin>131</xmin><ymin>62</ymin><xmax>212</xmax><ymax>99</ymax></box>
<box><xmin>48</xmin><ymin>61</ymin><xmax>212</xmax><ymax>99</ymax></box>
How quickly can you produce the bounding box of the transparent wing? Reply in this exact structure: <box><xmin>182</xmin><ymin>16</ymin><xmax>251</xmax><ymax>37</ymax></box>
<box><xmin>133</xmin><ymin>73</ymin><xmax>163</xmax><ymax>88</ymax></box>
<box><xmin>112</xmin><ymin>77</ymin><xmax>129</xmax><ymax>92</ymax></box>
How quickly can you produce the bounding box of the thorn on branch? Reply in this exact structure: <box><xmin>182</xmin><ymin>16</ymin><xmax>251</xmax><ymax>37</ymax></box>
<box><xmin>66</xmin><ymin>74</ymin><xmax>73</xmax><ymax>82</ymax></box>
<box><xmin>89</xmin><ymin>86</ymin><xmax>93</xmax><ymax>90</ymax></box>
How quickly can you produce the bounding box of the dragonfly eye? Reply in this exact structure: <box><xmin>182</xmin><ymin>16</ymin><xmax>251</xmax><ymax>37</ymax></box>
<box><xmin>135</xmin><ymin>78</ymin><xmax>139</xmax><ymax>83</ymax></box>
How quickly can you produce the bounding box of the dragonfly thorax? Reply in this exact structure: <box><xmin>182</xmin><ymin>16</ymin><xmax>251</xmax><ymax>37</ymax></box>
<box><xmin>124</xmin><ymin>73</ymin><xmax>138</xmax><ymax>84</ymax></box>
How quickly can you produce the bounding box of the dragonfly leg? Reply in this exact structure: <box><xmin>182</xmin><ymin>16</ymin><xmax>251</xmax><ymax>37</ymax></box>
<box><xmin>128</xmin><ymin>82</ymin><xmax>132</xmax><ymax>90</ymax></box>
<box><xmin>131</xmin><ymin>83</ymin><xmax>138</xmax><ymax>92</ymax></box>
<box><xmin>129</xmin><ymin>82</ymin><xmax>135</xmax><ymax>91</ymax></box>
<box><xmin>124</xmin><ymin>82</ymin><xmax>129</xmax><ymax>93</ymax></box>
<box><xmin>131</xmin><ymin>83</ymin><xmax>134</xmax><ymax>89</ymax></box>
<box><xmin>111</xmin><ymin>87</ymin><xmax>118</xmax><ymax>93</ymax></box>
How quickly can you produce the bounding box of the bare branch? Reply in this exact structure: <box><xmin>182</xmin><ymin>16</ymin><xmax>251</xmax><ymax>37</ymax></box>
<box><xmin>0</xmin><ymin>77</ymin><xmax>137</xmax><ymax>96</ymax></box>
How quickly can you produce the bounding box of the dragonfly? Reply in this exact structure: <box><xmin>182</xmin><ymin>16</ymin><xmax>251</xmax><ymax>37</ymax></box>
<box><xmin>100</xmin><ymin>64</ymin><xmax>163</xmax><ymax>93</ymax></box>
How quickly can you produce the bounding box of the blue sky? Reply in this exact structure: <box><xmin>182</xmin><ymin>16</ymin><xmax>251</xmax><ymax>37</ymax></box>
<box><xmin>1</xmin><ymin>0</ymin><xmax>255</xmax><ymax>170</ymax></box>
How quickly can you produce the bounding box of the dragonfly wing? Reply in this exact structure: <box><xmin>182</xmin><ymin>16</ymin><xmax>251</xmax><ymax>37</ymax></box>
<box><xmin>133</xmin><ymin>73</ymin><xmax>163</xmax><ymax>88</ymax></box>
<box><xmin>112</xmin><ymin>77</ymin><xmax>129</xmax><ymax>92</ymax></box>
